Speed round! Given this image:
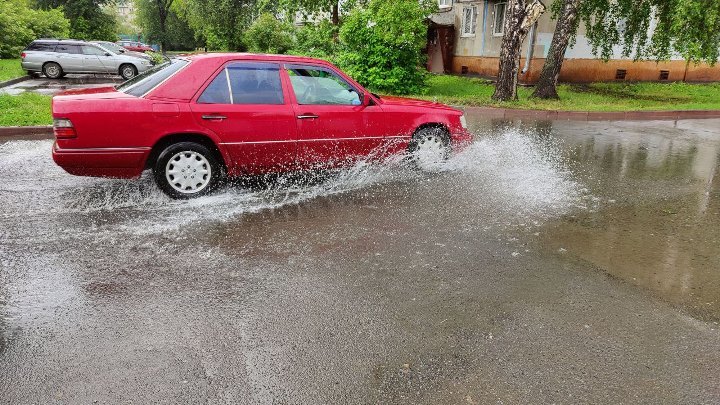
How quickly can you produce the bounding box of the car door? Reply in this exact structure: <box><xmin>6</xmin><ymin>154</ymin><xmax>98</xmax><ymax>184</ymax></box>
<box><xmin>54</xmin><ymin>44</ymin><xmax>83</xmax><ymax>72</ymax></box>
<box><xmin>190</xmin><ymin>61</ymin><xmax>298</xmax><ymax>175</ymax></box>
<box><xmin>80</xmin><ymin>45</ymin><xmax>111</xmax><ymax>74</ymax></box>
<box><xmin>284</xmin><ymin>64</ymin><xmax>386</xmax><ymax>169</ymax></box>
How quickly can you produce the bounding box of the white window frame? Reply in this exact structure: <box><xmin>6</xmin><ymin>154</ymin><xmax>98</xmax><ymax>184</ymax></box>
<box><xmin>439</xmin><ymin>0</ymin><xmax>452</xmax><ymax>9</ymax></box>
<box><xmin>493</xmin><ymin>2</ymin><xmax>507</xmax><ymax>37</ymax></box>
<box><xmin>461</xmin><ymin>5</ymin><xmax>478</xmax><ymax>37</ymax></box>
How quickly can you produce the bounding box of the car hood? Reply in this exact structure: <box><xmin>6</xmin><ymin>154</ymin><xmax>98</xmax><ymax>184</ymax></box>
<box><xmin>378</xmin><ymin>95</ymin><xmax>459</xmax><ymax>112</ymax></box>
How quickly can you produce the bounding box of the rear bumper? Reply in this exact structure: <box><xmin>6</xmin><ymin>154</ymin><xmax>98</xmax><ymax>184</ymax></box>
<box><xmin>52</xmin><ymin>142</ymin><xmax>150</xmax><ymax>178</ymax></box>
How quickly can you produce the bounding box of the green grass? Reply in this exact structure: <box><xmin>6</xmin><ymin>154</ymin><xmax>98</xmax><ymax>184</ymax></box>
<box><xmin>0</xmin><ymin>59</ymin><xmax>25</xmax><ymax>82</ymax></box>
<box><xmin>0</xmin><ymin>93</ymin><xmax>52</xmax><ymax>126</ymax></box>
<box><xmin>416</xmin><ymin>74</ymin><xmax>720</xmax><ymax>111</ymax></box>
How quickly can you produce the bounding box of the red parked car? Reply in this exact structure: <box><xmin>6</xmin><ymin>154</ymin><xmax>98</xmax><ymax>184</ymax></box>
<box><xmin>117</xmin><ymin>41</ymin><xmax>154</xmax><ymax>53</ymax></box>
<box><xmin>52</xmin><ymin>54</ymin><xmax>472</xmax><ymax>198</ymax></box>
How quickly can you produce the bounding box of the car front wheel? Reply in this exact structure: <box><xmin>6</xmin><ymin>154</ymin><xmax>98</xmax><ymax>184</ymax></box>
<box><xmin>153</xmin><ymin>142</ymin><xmax>224</xmax><ymax>199</ymax></box>
<box><xmin>119</xmin><ymin>64</ymin><xmax>137</xmax><ymax>80</ymax></box>
<box><xmin>43</xmin><ymin>62</ymin><xmax>63</xmax><ymax>79</ymax></box>
<box><xmin>408</xmin><ymin>127</ymin><xmax>451</xmax><ymax>170</ymax></box>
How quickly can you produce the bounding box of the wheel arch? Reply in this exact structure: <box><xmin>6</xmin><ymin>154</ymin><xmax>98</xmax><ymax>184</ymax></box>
<box><xmin>145</xmin><ymin>132</ymin><xmax>228</xmax><ymax>171</ymax></box>
<box><xmin>413</xmin><ymin>122</ymin><xmax>451</xmax><ymax>138</ymax></box>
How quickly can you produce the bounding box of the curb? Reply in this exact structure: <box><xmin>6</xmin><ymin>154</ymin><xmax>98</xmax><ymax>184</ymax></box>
<box><xmin>0</xmin><ymin>125</ymin><xmax>53</xmax><ymax>137</ymax></box>
<box><xmin>0</xmin><ymin>75</ymin><xmax>31</xmax><ymax>89</ymax></box>
<box><xmin>462</xmin><ymin>106</ymin><xmax>720</xmax><ymax>121</ymax></box>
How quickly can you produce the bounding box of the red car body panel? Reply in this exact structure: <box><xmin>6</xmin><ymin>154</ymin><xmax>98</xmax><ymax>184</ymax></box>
<box><xmin>52</xmin><ymin>53</ymin><xmax>471</xmax><ymax>179</ymax></box>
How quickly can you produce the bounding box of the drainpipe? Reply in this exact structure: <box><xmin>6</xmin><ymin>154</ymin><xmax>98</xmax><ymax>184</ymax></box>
<box><xmin>522</xmin><ymin>21</ymin><xmax>539</xmax><ymax>74</ymax></box>
<box><xmin>481</xmin><ymin>0</ymin><xmax>489</xmax><ymax>56</ymax></box>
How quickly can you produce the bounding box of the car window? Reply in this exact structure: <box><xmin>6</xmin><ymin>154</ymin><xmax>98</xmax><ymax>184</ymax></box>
<box><xmin>286</xmin><ymin>64</ymin><xmax>361</xmax><ymax>105</ymax></box>
<box><xmin>82</xmin><ymin>46</ymin><xmax>106</xmax><ymax>56</ymax></box>
<box><xmin>197</xmin><ymin>62</ymin><xmax>283</xmax><ymax>105</ymax></box>
<box><xmin>25</xmin><ymin>42</ymin><xmax>57</xmax><ymax>52</ymax></box>
<box><xmin>56</xmin><ymin>44</ymin><xmax>81</xmax><ymax>54</ymax></box>
<box><xmin>116</xmin><ymin>58</ymin><xmax>189</xmax><ymax>97</ymax></box>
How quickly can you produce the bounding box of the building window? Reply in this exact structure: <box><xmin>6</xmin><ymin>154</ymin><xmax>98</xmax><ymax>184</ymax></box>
<box><xmin>439</xmin><ymin>0</ymin><xmax>452</xmax><ymax>9</ymax></box>
<box><xmin>493</xmin><ymin>2</ymin><xmax>507</xmax><ymax>36</ymax></box>
<box><xmin>461</xmin><ymin>6</ymin><xmax>477</xmax><ymax>37</ymax></box>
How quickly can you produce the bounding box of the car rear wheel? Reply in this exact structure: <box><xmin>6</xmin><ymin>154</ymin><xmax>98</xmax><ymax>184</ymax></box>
<box><xmin>43</xmin><ymin>62</ymin><xmax>63</xmax><ymax>79</ymax></box>
<box><xmin>154</xmin><ymin>142</ymin><xmax>224</xmax><ymax>199</ymax></box>
<box><xmin>408</xmin><ymin>127</ymin><xmax>451</xmax><ymax>170</ymax></box>
<box><xmin>119</xmin><ymin>64</ymin><xmax>137</xmax><ymax>80</ymax></box>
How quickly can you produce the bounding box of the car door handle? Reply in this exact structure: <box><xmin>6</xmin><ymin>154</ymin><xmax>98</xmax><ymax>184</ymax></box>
<box><xmin>297</xmin><ymin>114</ymin><xmax>319</xmax><ymax>119</ymax></box>
<box><xmin>201</xmin><ymin>114</ymin><xmax>227</xmax><ymax>120</ymax></box>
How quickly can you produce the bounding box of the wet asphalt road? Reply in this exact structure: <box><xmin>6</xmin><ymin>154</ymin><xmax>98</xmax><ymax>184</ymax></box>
<box><xmin>1</xmin><ymin>117</ymin><xmax>719</xmax><ymax>404</ymax></box>
<box><xmin>0</xmin><ymin>74</ymin><xmax>121</xmax><ymax>95</ymax></box>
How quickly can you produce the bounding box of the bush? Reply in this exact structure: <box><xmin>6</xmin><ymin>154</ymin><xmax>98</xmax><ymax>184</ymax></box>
<box><xmin>336</xmin><ymin>0</ymin><xmax>435</xmax><ymax>95</ymax></box>
<box><xmin>0</xmin><ymin>0</ymin><xmax>69</xmax><ymax>59</ymax></box>
<box><xmin>289</xmin><ymin>20</ymin><xmax>338</xmax><ymax>59</ymax></box>
<box><xmin>243</xmin><ymin>13</ymin><xmax>295</xmax><ymax>54</ymax></box>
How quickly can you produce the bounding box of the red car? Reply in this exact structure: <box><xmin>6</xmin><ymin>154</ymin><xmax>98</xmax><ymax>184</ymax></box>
<box><xmin>52</xmin><ymin>53</ymin><xmax>472</xmax><ymax>198</ymax></box>
<box><xmin>117</xmin><ymin>41</ymin><xmax>154</xmax><ymax>53</ymax></box>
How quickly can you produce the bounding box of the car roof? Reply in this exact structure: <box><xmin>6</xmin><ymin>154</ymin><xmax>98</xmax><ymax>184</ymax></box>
<box><xmin>33</xmin><ymin>39</ymin><xmax>88</xmax><ymax>45</ymax></box>
<box><xmin>185</xmin><ymin>53</ymin><xmax>333</xmax><ymax>66</ymax></box>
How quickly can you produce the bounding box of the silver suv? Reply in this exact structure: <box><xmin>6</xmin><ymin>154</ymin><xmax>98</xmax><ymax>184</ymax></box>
<box><xmin>21</xmin><ymin>39</ymin><xmax>153</xmax><ymax>80</ymax></box>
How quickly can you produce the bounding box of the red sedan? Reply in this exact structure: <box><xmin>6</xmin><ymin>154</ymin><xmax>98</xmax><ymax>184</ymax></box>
<box><xmin>117</xmin><ymin>41</ymin><xmax>154</xmax><ymax>53</ymax></box>
<box><xmin>52</xmin><ymin>54</ymin><xmax>472</xmax><ymax>198</ymax></box>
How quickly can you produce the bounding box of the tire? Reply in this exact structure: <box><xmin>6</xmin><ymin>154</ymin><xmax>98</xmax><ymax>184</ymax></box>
<box><xmin>407</xmin><ymin>127</ymin><xmax>451</xmax><ymax>170</ymax></box>
<box><xmin>42</xmin><ymin>62</ymin><xmax>63</xmax><ymax>79</ymax></box>
<box><xmin>153</xmin><ymin>142</ymin><xmax>224</xmax><ymax>199</ymax></box>
<box><xmin>119</xmin><ymin>64</ymin><xmax>137</xmax><ymax>80</ymax></box>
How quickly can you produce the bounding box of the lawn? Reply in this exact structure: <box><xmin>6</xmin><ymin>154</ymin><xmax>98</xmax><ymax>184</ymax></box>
<box><xmin>0</xmin><ymin>93</ymin><xmax>52</xmax><ymax>126</ymax></box>
<box><xmin>0</xmin><ymin>59</ymin><xmax>25</xmax><ymax>82</ymax></box>
<box><xmin>417</xmin><ymin>75</ymin><xmax>720</xmax><ymax>112</ymax></box>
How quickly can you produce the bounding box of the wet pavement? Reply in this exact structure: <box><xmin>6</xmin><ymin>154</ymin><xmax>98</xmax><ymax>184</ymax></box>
<box><xmin>1</xmin><ymin>117</ymin><xmax>719</xmax><ymax>403</ymax></box>
<box><xmin>0</xmin><ymin>74</ymin><xmax>121</xmax><ymax>95</ymax></box>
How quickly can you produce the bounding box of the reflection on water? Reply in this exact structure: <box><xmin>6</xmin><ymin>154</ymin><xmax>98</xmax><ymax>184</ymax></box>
<box><xmin>532</xmin><ymin>119</ymin><xmax>720</xmax><ymax>322</ymax></box>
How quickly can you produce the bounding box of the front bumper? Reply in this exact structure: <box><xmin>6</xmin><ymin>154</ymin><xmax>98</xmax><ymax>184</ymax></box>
<box><xmin>52</xmin><ymin>142</ymin><xmax>150</xmax><ymax>178</ymax></box>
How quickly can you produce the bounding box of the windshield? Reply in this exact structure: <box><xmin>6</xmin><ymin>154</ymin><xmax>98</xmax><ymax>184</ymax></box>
<box><xmin>98</xmin><ymin>42</ymin><xmax>125</xmax><ymax>53</ymax></box>
<box><xmin>116</xmin><ymin>58</ymin><xmax>189</xmax><ymax>97</ymax></box>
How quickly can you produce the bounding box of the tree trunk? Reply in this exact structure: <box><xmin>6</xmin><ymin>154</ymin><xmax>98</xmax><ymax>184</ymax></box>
<box><xmin>492</xmin><ymin>0</ymin><xmax>546</xmax><ymax>102</ymax></box>
<box><xmin>532</xmin><ymin>0</ymin><xmax>581</xmax><ymax>99</ymax></box>
<box><xmin>331</xmin><ymin>2</ymin><xmax>339</xmax><ymax>25</ymax></box>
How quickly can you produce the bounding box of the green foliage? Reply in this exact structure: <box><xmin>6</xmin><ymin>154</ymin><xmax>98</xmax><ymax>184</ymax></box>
<box><xmin>289</xmin><ymin>20</ymin><xmax>338</xmax><ymax>59</ymax></box>
<box><xmin>146</xmin><ymin>51</ymin><xmax>167</xmax><ymax>65</ymax></box>
<box><xmin>243</xmin><ymin>13</ymin><xmax>295</xmax><ymax>54</ymax></box>
<box><xmin>35</xmin><ymin>0</ymin><xmax>117</xmax><ymax>41</ymax></box>
<box><xmin>335</xmin><ymin>0</ymin><xmax>436</xmax><ymax>95</ymax></box>
<box><xmin>0</xmin><ymin>93</ymin><xmax>52</xmax><ymax>127</ymax></box>
<box><xmin>417</xmin><ymin>75</ymin><xmax>720</xmax><ymax>112</ymax></box>
<box><xmin>174</xmin><ymin>0</ymin><xmax>258</xmax><ymax>51</ymax></box>
<box><xmin>580</xmin><ymin>0</ymin><xmax>720</xmax><ymax>65</ymax></box>
<box><xmin>0</xmin><ymin>59</ymin><xmax>25</xmax><ymax>82</ymax></box>
<box><xmin>0</xmin><ymin>0</ymin><xmax>69</xmax><ymax>59</ymax></box>
<box><xmin>136</xmin><ymin>0</ymin><xmax>200</xmax><ymax>51</ymax></box>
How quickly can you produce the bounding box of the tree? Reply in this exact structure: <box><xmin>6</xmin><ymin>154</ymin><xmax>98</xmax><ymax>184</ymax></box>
<box><xmin>173</xmin><ymin>0</ymin><xmax>258</xmax><ymax>51</ymax></box>
<box><xmin>35</xmin><ymin>0</ymin><xmax>117</xmax><ymax>41</ymax></box>
<box><xmin>138</xmin><ymin>0</ymin><xmax>174</xmax><ymax>51</ymax></box>
<box><xmin>136</xmin><ymin>0</ymin><xmax>199</xmax><ymax>51</ymax></box>
<box><xmin>0</xmin><ymin>0</ymin><xmax>69</xmax><ymax>58</ymax></box>
<box><xmin>532</xmin><ymin>0</ymin><xmax>580</xmax><ymax>99</ymax></box>
<box><xmin>492</xmin><ymin>0</ymin><xmax>546</xmax><ymax>102</ymax></box>
<box><xmin>336</xmin><ymin>0</ymin><xmax>436</xmax><ymax>94</ymax></box>
<box><xmin>534</xmin><ymin>0</ymin><xmax>720</xmax><ymax>99</ymax></box>
<box><xmin>243</xmin><ymin>13</ymin><xmax>294</xmax><ymax>54</ymax></box>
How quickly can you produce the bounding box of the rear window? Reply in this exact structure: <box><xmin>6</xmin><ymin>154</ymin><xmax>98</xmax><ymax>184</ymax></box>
<box><xmin>197</xmin><ymin>62</ymin><xmax>283</xmax><ymax>105</ymax></box>
<box><xmin>117</xmin><ymin>58</ymin><xmax>189</xmax><ymax>97</ymax></box>
<box><xmin>25</xmin><ymin>42</ymin><xmax>57</xmax><ymax>52</ymax></box>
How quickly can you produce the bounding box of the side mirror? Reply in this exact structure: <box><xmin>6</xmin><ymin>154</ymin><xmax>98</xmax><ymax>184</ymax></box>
<box><xmin>362</xmin><ymin>92</ymin><xmax>372</xmax><ymax>107</ymax></box>
<box><xmin>104</xmin><ymin>52</ymin><xmax>111</xmax><ymax>56</ymax></box>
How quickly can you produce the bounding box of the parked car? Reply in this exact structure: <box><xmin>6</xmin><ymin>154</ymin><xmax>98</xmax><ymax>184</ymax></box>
<box><xmin>92</xmin><ymin>40</ymin><xmax>152</xmax><ymax>61</ymax></box>
<box><xmin>21</xmin><ymin>39</ymin><xmax>153</xmax><ymax>80</ymax></box>
<box><xmin>51</xmin><ymin>54</ymin><xmax>472</xmax><ymax>199</ymax></box>
<box><xmin>117</xmin><ymin>41</ymin><xmax>154</xmax><ymax>53</ymax></box>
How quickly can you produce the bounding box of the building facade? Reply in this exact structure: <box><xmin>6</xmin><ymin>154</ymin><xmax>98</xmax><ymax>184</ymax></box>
<box><xmin>429</xmin><ymin>0</ymin><xmax>720</xmax><ymax>82</ymax></box>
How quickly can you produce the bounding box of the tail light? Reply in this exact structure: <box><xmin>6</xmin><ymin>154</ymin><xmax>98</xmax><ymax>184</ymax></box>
<box><xmin>53</xmin><ymin>118</ymin><xmax>77</xmax><ymax>139</ymax></box>
<box><xmin>20</xmin><ymin>52</ymin><xmax>26</xmax><ymax>59</ymax></box>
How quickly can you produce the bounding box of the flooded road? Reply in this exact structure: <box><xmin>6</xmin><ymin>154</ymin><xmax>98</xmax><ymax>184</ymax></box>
<box><xmin>1</xmin><ymin>118</ymin><xmax>719</xmax><ymax>403</ymax></box>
